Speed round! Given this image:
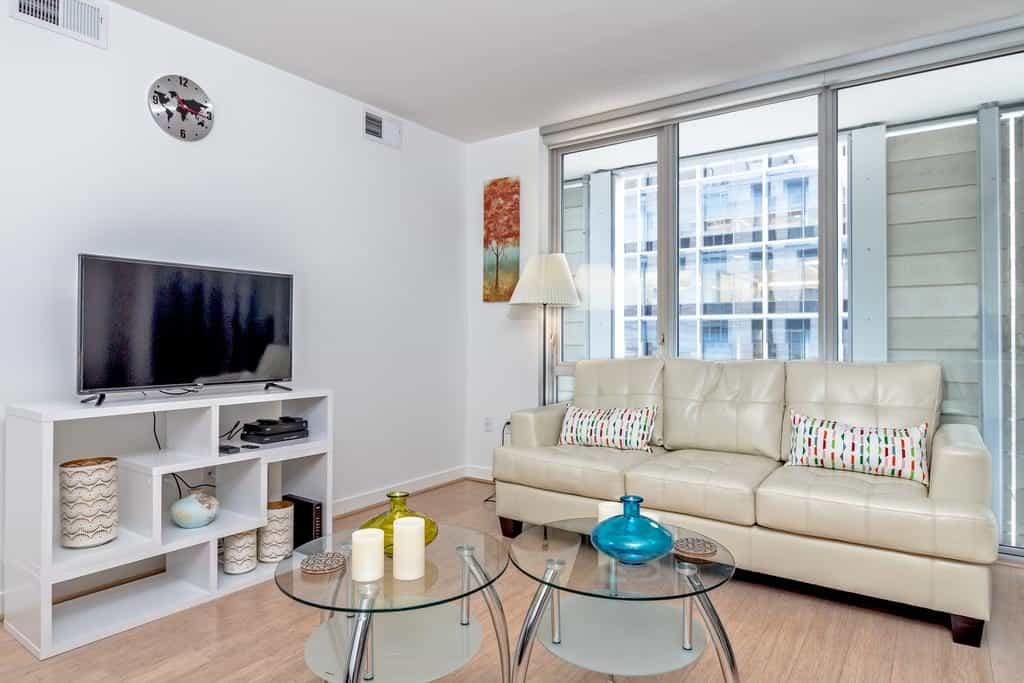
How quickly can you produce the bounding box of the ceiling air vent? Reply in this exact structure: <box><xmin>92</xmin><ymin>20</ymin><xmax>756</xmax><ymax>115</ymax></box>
<box><xmin>364</xmin><ymin>110</ymin><xmax>402</xmax><ymax>149</ymax></box>
<box><xmin>10</xmin><ymin>0</ymin><xmax>108</xmax><ymax>49</ymax></box>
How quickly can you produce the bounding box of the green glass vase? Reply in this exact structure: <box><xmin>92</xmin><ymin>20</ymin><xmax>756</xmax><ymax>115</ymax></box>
<box><xmin>359</xmin><ymin>491</ymin><xmax>438</xmax><ymax>556</ymax></box>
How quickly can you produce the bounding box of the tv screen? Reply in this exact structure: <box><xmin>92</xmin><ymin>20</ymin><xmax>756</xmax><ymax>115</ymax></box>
<box><xmin>78</xmin><ymin>255</ymin><xmax>293</xmax><ymax>393</ymax></box>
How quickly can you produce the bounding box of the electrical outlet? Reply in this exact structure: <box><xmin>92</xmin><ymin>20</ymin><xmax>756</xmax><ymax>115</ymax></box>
<box><xmin>483</xmin><ymin>417</ymin><xmax>495</xmax><ymax>433</ymax></box>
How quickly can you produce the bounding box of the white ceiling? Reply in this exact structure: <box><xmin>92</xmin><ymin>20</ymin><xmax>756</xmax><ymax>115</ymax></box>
<box><xmin>118</xmin><ymin>1</ymin><xmax>1024</xmax><ymax>142</ymax></box>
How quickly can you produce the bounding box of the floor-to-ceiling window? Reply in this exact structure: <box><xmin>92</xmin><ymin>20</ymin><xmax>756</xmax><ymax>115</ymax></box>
<box><xmin>558</xmin><ymin>136</ymin><xmax>659</xmax><ymax>400</ymax></box>
<box><xmin>837</xmin><ymin>51</ymin><xmax>1024</xmax><ymax>549</ymax></box>
<box><xmin>550</xmin><ymin>50</ymin><xmax>1024</xmax><ymax>550</ymax></box>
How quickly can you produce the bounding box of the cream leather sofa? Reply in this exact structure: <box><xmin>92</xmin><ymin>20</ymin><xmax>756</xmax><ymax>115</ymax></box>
<box><xmin>493</xmin><ymin>359</ymin><xmax>998</xmax><ymax>645</ymax></box>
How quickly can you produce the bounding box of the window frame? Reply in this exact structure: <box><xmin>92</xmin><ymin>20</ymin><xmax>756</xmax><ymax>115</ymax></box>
<box><xmin>548</xmin><ymin>92</ymin><xmax>830</xmax><ymax>403</ymax></box>
<box><xmin>545</xmin><ymin>35</ymin><xmax>1024</xmax><ymax>556</ymax></box>
<box><xmin>547</xmin><ymin>126</ymin><xmax>677</xmax><ymax>403</ymax></box>
<box><xmin>546</xmin><ymin>40</ymin><xmax>1024</xmax><ymax>390</ymax></box>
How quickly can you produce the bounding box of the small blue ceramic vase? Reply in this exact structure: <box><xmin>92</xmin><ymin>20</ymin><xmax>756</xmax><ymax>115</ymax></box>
<box><xmin>170</xmin><ymin>491</ymin><xmax>219</xmax><ymax>529</ymax></box>
<box><xmin>591</xmin><ymin>495</ymin><xmax>672</xmax><ymax>565</ymax></box>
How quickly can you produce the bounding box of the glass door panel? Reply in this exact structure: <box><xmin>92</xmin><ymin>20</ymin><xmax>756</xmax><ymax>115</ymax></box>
<box><xmin>560</xmin><ymin>136</ymin><xmax>659</xmax><ymax>361</ymax></box>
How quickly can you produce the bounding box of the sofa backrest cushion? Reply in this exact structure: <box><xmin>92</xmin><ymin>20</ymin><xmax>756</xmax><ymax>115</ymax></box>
<box><xmin>783</xmin><ymin>361</ymin><xmax>943</xmax><ymax>459</ymax></box>
<box><xmin>573</xmin><ymin>358</ymin><xmax>664</xmax><ymax>446</ymax></box>
<box><xmin>662</xmin><ymin>359</ymin><xmax>786</xmax><ymax>459</ymax></box>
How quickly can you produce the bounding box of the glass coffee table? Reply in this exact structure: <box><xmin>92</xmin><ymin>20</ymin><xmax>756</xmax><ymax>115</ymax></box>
<box><xmin>276</xmin><ymin>525</ymin><xmax>510</xmax><ymax>682</ymax></box>
<box><xmin>509</xmin><ymin>518</ymin><xmax>738</xmax><ymax>682</ymax></box>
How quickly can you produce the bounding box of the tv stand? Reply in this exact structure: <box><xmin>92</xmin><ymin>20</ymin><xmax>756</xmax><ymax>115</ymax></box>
<box><xmin>80</xmin><ymin>393</ymin><xmax>107</xmax><ymax>406</ymax></box>
<box><xmin>4</xmin><ymin>388</ymin><xmax>333</xmax><ymax>659</ymax></box>
<box><xmin>264</xmin><ymin>382</ymin><xmax>292</xmax><ymax>392</ymax></box>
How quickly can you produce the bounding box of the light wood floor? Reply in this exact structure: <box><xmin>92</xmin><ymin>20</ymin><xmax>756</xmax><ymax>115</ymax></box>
<box><xmin>2</xmin><ymin>479</ymin><xmax>1022</xmax><ymax>682</ymax></box>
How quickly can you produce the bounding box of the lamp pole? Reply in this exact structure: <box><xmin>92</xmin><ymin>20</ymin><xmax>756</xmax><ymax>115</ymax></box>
<box><xmin>541</xmin><ymin>302</ymin><xmax>548</xmax><ymax>406</ymax></box>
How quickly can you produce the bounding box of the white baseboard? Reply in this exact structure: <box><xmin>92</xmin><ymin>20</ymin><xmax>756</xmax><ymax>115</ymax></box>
<box><xmin>333</xmin><ymin>465</ymin><xmax>492</xmax><ymax>516</ymax></box>
<box><xmin>463</xmin><ymin>464</ymin><xmax>493</xmax><ymax>482</ymax></box>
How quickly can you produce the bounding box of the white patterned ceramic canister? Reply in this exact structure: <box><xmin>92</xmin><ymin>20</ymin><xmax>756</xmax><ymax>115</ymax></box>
<box><xmin>222</xmin><ymin>530</ymin><xmax>258</xmax><ymax>574</ymax></box>
<box><xmin>258</xmin><ymin>500</ymin><xmax>294</xmax><ymax>563</ymax></box>
<box><xmin>60</xmin><ymin>457</ymin><xmax>119</xmax><ymax>548</ymax></box>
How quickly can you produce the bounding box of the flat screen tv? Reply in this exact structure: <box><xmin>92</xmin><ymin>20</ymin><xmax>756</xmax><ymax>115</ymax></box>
<box><xmin>78</xmin><ymin>255</ymin><xmax>293</xmax><ymax>394</ymax></box>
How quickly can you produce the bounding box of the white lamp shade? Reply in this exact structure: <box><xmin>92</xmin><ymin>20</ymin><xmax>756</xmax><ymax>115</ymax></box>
<box><xmin>510</xmin><ymin>254</ymin><xmax>581</xmax><ymax>306</ymax></box>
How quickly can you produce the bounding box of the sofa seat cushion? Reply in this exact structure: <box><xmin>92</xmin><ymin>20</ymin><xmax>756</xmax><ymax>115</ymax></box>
<box><xmin>493</xmin><ymin>445</ymin><xmax>652</xmax><ymax>500</ymax></box>
<box><xmin>625</xmin><ymin>450</ymin><xmax>780</xmax><ymax>525</ymax></box>
<box><xmin>756</xmin><ymin>466</ymin><xmax>997</xmax><ymax>563</ymax></box>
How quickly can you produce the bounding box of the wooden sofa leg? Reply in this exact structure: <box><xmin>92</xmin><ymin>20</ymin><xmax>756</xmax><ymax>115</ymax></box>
<box><xmin>499</xmin><ymin>516</ymin><xmax>523</xmax><ymax>538</ymax></box>
<box><xmin>950</xmin><ymin>614</ymin><xmax>985</xmax><ymax>647</ymax></box>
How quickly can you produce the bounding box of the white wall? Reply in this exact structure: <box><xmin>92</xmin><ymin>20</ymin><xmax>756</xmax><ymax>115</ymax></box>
<box><xmin>463</xmin><ymin>130</ymin><xmax>547</xmax><ymax>476</ymax></box>
<box><xmin>0</xmin><ymin>0</ymin><xmax>468</xmax><ymax>585</ymax></box>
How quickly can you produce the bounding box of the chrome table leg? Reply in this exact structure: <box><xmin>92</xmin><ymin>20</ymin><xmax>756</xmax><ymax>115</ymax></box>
<box><xmin>460</xmin><ymin>550</ymin><xmax>472</xmax><ymax>626</ymax></box>
<box><xmin>345</xmin><ymin>584</ymin><xmax>378</xmax><ymax>683</ymax></box>
<box><xmin>685</xmin><ymin>573</ymin><xmax>739</xmax><ymax>683</ymax></box>
<box><xmin>362</xmin><ymin>619</ymin><xmax>374</xmax><ymax>681</ymax></box>
<box><xmin>512</xmin><ymin>559</ymin><xmax>563</xmax><ymax>683</ymax></box>
<box><xmin>682</xmin><ymin>595</ymin><xmax>693</xmax><ymax>651</ymax></box>
<box><xmin>551</xmin><ymin>588</ymin><xmax>561</xmax><ymax>645</ymax></box>
<box><xmin>459</xmin><ymin>545</ymin><xmax>512</xmax><ymax>683</ymax></box>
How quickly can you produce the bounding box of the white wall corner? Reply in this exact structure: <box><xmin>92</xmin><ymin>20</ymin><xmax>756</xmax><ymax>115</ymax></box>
<box><xmin>332</xmin><ymin>465</ymin><xmax>492</xmax><ymax>517</ymax></box>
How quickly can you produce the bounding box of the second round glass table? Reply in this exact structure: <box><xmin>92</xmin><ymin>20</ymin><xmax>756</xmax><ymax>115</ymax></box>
<box><xmin>275</xmin><ymin>524</ymin><xmax>510</xmax><ymax>682</ymax></box>
<box><xmin>508</xmin><ymin>518</ymin><xmax>739</xmax><ymax>682</ymax></box>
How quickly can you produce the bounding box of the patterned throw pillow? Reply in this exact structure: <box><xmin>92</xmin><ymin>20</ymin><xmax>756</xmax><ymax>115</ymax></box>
<box><xmin>788</xmin><ymin>412</ymin><xmax>929</xmax><ymax>485</ymax></box>
<box><xmin>559</xmin><ymin>405</ymin><xmax>658</xmax><ymax>452</ymax></box>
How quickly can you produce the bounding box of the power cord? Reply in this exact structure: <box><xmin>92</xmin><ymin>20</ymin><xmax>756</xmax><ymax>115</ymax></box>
<box><xmin>159</xmin><ymin>387</ymin><xmax>200</xmax><ymax>396</ymax></box>
<box><xmin>152</xmin><ymin>412</ymin><xmax>162</xmax><ymax>451</ymax></box>
<box><xmin>483</xmin><ymin>419</ymin><xmax>513</xmax><ymax>505</ymax></box>
<box><xmin>170</xmin><ymin>473</ymin><xmax>216</xmax><ymax>499</ymax></box>
<box><xmin>219</xmin><ymin>420</ymin><xmax>243</xmax><ymax>440</ymax></box>
<box><xmin>152</xmin><ymin>411</ymin><xmax>215</xmax><ymax>498</ymax></box>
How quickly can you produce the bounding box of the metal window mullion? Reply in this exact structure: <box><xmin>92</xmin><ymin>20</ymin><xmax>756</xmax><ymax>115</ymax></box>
<box><xmin>817</xmin><ymin>88</ymin><xmax>840</xmax><ymax>361</ymax></box>
<box><xmin>547</xmin><ymin>147</ymin><xmax>564</xmax><ymax>404</ymax></box>
<box><xmin>582</xmin><ymin>176</ymin><xmax>591</xmax><ymax>362</ymax></box>
<box><xmin>761</xmin><ymin>155</ymin><xmax>770</xmax><ymax>359</ymax></box>
<box><xmin>695</xmin><ymin>166</ymin><xmax>705</xmax><ymax>358</ymax></box>
<box><xmin>1009</xmin><ymin>115</ymin><xmax>1020</xmax><ymax>545</ymax></box>
<box><xmin>658</xmin><ymin>124</ymin><xmax>679</xmax><ymax>358</ymax></box>
<box><xmin>978</xmin><ymin>103</ymin><xmax>1004</xmax><ymax>532</ymax></box>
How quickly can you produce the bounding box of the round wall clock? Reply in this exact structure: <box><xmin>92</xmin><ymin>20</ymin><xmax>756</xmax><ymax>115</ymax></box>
<box><xmin>148</xmin><ymin>75</ymin><xmax>214</xmax><ymax>141</ymax></box>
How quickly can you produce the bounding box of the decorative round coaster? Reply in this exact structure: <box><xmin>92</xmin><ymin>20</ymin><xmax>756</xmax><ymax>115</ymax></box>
<box><xmin>673</xmin><ymin>537</ymin><xmax>718</xmax><ymax>560</ymax></box>
<box><xmin>300</xmin><ymin>552</ymin><xmax>347</xmax><ymax>576</ymax></box>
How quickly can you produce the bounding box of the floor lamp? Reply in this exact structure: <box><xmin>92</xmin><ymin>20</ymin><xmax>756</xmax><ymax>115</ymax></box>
<box><xmin>510</xmin><ymin>254</ymin><xmax>580</xmax><ymax>405</ymax></box>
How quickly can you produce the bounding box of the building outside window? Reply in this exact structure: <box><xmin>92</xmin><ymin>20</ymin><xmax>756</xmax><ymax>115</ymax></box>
<box><xmin>561</xmin><ymin>137</ymin><xmax>819</xmax><ymax>363</ymax></box>
<box><xmin>680</xmin><ymin>140</ymin><xmax>819</xmax><ymax>361</ymax></box>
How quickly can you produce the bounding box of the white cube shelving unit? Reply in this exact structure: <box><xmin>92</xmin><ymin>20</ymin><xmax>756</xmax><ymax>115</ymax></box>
<box><xmin>3</xmin><ymin>388</ymin><xmax>333</xmax><ymax>659</ymax></box>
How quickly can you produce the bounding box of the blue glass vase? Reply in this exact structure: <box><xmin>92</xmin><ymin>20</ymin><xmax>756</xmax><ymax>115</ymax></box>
<box><xmin>591</xmin><ymin>495</ymin><xmax>673</xmax><ymax>565</ymax></box>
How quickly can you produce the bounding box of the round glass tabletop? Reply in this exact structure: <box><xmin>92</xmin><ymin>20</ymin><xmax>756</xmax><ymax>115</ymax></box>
<box><xmin>508</xmin><ymin>518</ymin><xmax>735</xmax><ymax>601</ymax></box>
<box><xmin>275</xmin><ymin>524</ymin><xmax>509</xmax><ymax>613</ymax></box>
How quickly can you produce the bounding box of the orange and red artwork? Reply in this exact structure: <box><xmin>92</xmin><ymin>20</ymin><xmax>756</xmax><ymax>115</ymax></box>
<box><xmin>482</xmin><ymin>176</ymin><xmax>521</xmax><ymax>302</ymax></box>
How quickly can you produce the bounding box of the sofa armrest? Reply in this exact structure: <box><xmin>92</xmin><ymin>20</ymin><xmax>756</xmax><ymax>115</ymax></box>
<box><xmin>930</xmin><ymin>423</ymin><xmax>992</xmax><ymax>506</ymax></box>
<box><xmin>510</xmin><ymin>402</ymin><xmax>569</xmax><ymax>448</ymax></box>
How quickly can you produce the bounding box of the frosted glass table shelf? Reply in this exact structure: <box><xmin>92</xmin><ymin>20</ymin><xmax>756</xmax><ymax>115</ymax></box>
<box><xmin>275</xmin><ymin>525</ymin><xmax>511</xmax><ymax>682</ymax></box>
<box><xmin>508</xmin><ymin>518</ymin><xmax>739</xmax><ymax>682</ymax></box>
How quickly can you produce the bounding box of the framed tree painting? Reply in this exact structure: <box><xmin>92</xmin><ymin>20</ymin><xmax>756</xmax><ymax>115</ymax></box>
<box><xmin>483</xmin><ymin>176</ymin><xmax>521</xmax><ymax>302</ymax></box>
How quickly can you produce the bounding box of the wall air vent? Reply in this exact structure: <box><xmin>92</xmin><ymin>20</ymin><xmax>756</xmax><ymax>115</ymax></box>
<box><xmin>364</xmin><ymin>110</ymin><xmax>402</xmax><ymax>149</ymax></box>
<box><xmin>10</xmin><ymin>0</ymin><xmax>108</xmax><ymax>49</ymax></box>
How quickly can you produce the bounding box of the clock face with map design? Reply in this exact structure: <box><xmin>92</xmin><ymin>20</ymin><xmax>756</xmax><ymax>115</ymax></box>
<box><xmin>148</xmin><ymin>75</ymin><xmax>214</xmax><ymax>141</ymax></box>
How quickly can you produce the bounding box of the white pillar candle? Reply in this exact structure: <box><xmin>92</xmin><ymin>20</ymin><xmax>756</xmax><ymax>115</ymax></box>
<box><xmin>351</xmin><ymin>528</ymin><xmax>384</xmax><ymax>582</ymax></box>
<box><xmin>597</xmin><ymin>501</ymin><xmax>620</xmax><ymax>523</ymax></box>
<box><xmin>392</xmin><ymin>517</ymin><xmax>426</xmax><ymax>581</ymax></box>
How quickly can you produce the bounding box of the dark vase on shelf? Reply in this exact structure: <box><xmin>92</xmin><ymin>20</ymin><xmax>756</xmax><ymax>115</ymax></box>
<box><xmin>591</xmin><ymin>495</ymin><xmax>673</xmax><ymax>565</ymax></box>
